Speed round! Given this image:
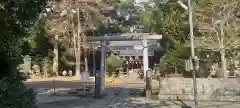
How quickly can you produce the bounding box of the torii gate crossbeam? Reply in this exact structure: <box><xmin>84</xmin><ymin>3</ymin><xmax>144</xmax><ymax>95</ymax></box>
<box><xmin>87</xmin><ymin>33</ymin><xmax>162</xmax><ymax>98</ymax></box>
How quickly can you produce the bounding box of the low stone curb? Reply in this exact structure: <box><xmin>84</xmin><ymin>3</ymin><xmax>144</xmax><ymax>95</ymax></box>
<box><xmin>36</xmin><ymin>95</ymin><xmax>79</xmax><ymax>104</ymax></box>
<box><xmin>159</xmin><ymin>95</ymin><xmax>240</xmax><ymax>102</ymax></box>
<box><xmin>51</xmin><ymin>91</ymin><xmax>93</xmax><ymax>97</ymax></box>
<box><xmin>50</xmin><ymin>87</ymin><xmax>93</xmax><ymax>96</ymax></box>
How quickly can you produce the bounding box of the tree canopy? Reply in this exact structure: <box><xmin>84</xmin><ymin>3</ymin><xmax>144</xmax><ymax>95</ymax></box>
<box><xmin>0</xmin><ymin>0</ymin><xmax>47</xmax><ymax>76</ymax></box>
<box><xmin>138</xmin><ymin>0</ymin><xmax>191</xmax><ymax>72</ymax></box>
<box><xmin>194</xmin><ymin>0</ymin><xmax>240</xmax><ymax>51</ymax></box>
<box><xmin>0</xmin><ymin>0</ymin><xmax>47</xmax><ymax>107</ymax></box>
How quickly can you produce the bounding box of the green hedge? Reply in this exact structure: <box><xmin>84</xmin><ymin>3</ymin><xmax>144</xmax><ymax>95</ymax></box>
<box><xmin>0</xmin><ymin>77</ymin><xmax>37</xmax><ymax>108</ymax></box>
<box><xmin>106</xmin><ymin>54</ymin><xmax>124</xmax><ymax>72</ymax></box>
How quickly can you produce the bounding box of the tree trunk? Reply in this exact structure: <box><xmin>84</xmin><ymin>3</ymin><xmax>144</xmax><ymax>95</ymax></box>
<box><xmin>74</xmin><ymin>8</ymin><xmax>82</xmax><ymax>80</ymax></box>
<box><xmin>43</xmin><ymin>64</ymin><xmax>48</xmax><ymax>78</ymax></box>
<box><xmin>84</xmin><ymin>48</ymin><xmax>88</xmax><ymax>71</ymax></box>
<box><xmin>220</xmin><ymin>49</ymin><xmax>228</xmax><ymax>78</ymax></box>
<box><xmin>75</xmin><ymin>54</ymin><xmax>81</xmax><ymax>80</ymax></box>
<box><xmin>174</xmin><ymin>66</ymin><xmax>177</xmax><ymax>74</ymax></box>
<box><xmin>219</xmin><ymin>22</ymin><xmax>228</xmax><ymax>78</ymax></box>
<box><xmin>53</xmin><ymin>34</ymin><xmax>59</xmax><ymax>76</ymax></box>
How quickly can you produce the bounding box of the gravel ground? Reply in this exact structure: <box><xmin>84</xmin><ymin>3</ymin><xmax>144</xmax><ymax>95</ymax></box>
<box><xmin>37</xmin><ymin>87</ymin><xmax>161</xmax><ymax>108</ymax></box>
<box><xmin>37</xmin><ymin>89</ymin><xmax>240</xmax><ymax>108</ymax></box>
<box><xmin>28</xmin><ymin>75</ymin><xmax>240</xmax><ymax>108</ymax></box>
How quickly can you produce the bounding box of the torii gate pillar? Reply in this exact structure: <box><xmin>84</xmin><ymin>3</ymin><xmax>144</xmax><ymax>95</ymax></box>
<box><xmin>142</xmin><ymin>39</ymin><xmax>149</xmax><ymax>80</ymax></box>
<box><xmin>87</xmin><ymin>33</ymin><xmax>162</xmax><ymax>98</ymax></box>
<box><xmin>100</xmin><ymin>41</ymin><xmax>106</xmax><ymax>91</ymax></box>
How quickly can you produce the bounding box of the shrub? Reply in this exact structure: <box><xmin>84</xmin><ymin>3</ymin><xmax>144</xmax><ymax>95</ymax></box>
<box><xmin>106</xmin><ymin>54</ymin><xmax>124</xmax><ymax>72</ymax></box>
<box><xmin>0</xmin><ymin>77</ymin><xmax>37</xmax><ymax>108</ymax></box>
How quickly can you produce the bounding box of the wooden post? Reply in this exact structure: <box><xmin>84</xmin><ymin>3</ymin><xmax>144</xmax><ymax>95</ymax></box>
<box><xmin>53</xmin><ymin>79</ymin><xmax>56</xmax><ymax>95</ymax></box>
<box><xmin>146</xmin><ymin>69</ymin><xmax>152</xmax><ymax>99</ymax></box>
<box><xmin>94</xmin><ymin>70</ymin><xmax>101</xmax><ymax>98</ymax></box>
<box><xmin>126</xmin><ymin>60</ymin><xmax>129</xmax><ymax>75</ymax></box>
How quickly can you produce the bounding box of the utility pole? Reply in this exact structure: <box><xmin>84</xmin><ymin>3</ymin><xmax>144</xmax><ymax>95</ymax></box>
<box><xmin>188</xmin><ymin>0</ymin><xmax>198</xmax><ymax>107</ymax></box>
<box><xmin>177</xmin><ymin>0</ymin><xmax>198</xmax><ymax>107</ymax></box>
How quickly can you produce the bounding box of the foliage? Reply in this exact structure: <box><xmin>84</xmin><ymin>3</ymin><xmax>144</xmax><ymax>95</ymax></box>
<box><xmin>0</xmin><ymin>77</ymin><xmax>37</xmax><ymax>108</ymax></box>
<box><xmin>0</xmin><ymin>0</ymin><xmax>47</xmax><ymax>75</ymax></box>
<box><xmin>193</xmin><ymin>0</ymin><xmax>240</xmax><ymax>77</ymax></box>
<box><xmin>0</xmin><ymin>0</ymin><xmax>46</xmax><ymax>107</ymax></box>
<box><xmin>89</xmin><ymin>0</ymin><xmax>140</xmax><ymax>35</ymax></box>
<box><xmin>44</xmin><ymin>0</ymin><xmax>113</xmax><ymax>38</ymax></box>
<box><xmin>106</xmin><ymin>54</ymin><xmax>125</xmax><ymax>72</ymax></box>
<box><xmin>194</xmin><ymin>0</ymin><xmax>240</xmax><ymax>51</ymax></box>
<box><xmin>25</xmin><ymin>18</ymin><xmax>54</xmax><ymax>72</ymax></box>
<box><xmin>159</xmin><ymin>44</ymin><xmax>191</xmax><ymax>72</ymax></box>
<box><xmin>138</xmin><ymin>0</ymin><xmax>190</xmax><ymax>73</ymax></box>
<box><xmin>111</xmin><ymin>0</ymin><xmax>140</xmax><ymax>33</ymax></box>
<box><xmin>43</xmin><ymin>0</ymin><xmax>115</xmax><ymax>76</ymax></box>
<box><xmin>42</xmin><ymin>56</ymin><xmax>53</xmax><ymax>77</ymax></box>
<box><xmin>29</xmin><ymin>19</ymin><xmax>53</xmax><ymax>55</ymax></box>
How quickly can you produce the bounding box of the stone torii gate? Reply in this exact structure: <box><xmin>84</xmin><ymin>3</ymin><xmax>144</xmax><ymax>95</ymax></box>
<box><xmin>87</xmin><ymin>33</ymin><xmax>162</xmax><ymax>97</ymax></box>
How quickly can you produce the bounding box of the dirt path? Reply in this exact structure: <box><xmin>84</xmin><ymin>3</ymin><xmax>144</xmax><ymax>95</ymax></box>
<box><xmin>36</xmin><ymin>76</ymin><xmax>161</xmax><ymax>108</ymax></box>
<box><xmin>25</xmin><ymin>76</ymin><xmax>120</xmax><ymax>89</ymax></box>
<box><xmin>33</xmin><ymin>76</ymin><xmax>240</xmax><ymax>108</ymax></box>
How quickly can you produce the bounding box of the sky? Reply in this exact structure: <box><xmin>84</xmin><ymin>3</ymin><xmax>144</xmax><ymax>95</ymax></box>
<box><xmin>135</xmin><ymin>0</ymin><xmax>149</xmax><ymax>4</ymax></box>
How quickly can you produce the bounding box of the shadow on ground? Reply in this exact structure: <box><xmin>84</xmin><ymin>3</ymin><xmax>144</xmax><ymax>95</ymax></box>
<box><xmin>165</xmin><ymin>99</ymin><xmax>240</xmax><ymax>108</ymax></box>
<box><xmin>25</xmin><ymin>80</ymin><xmax>94</xmax><ymax>89</ymax></box>
<box><xmin>26</xmin><ymin>80</ymin><xmax>240</xmax><ymax>108</ymax></box>
<box><xmin>36</xmin><ymin>87</ymin><xmax>163</xmax><ymax>108</ymax></box>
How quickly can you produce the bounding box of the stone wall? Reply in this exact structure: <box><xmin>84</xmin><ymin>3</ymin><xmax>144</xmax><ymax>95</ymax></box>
<box><xmin>158</xmin><ymin>77</ymin><xmax>240</xmax><ymax>101</ymax></box>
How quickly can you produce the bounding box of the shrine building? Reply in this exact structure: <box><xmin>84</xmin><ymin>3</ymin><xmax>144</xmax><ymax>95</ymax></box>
<box><xmin>105</xmin><ymin>40</ymin><xmax>162</xmax><ymax>72</ymax></box>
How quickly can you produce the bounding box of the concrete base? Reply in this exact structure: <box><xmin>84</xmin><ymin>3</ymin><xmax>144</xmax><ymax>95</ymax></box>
<box><xmin>93</xmin><ymin>90</ymin><xmax>108</xmax><ymax>99</ymax></box>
